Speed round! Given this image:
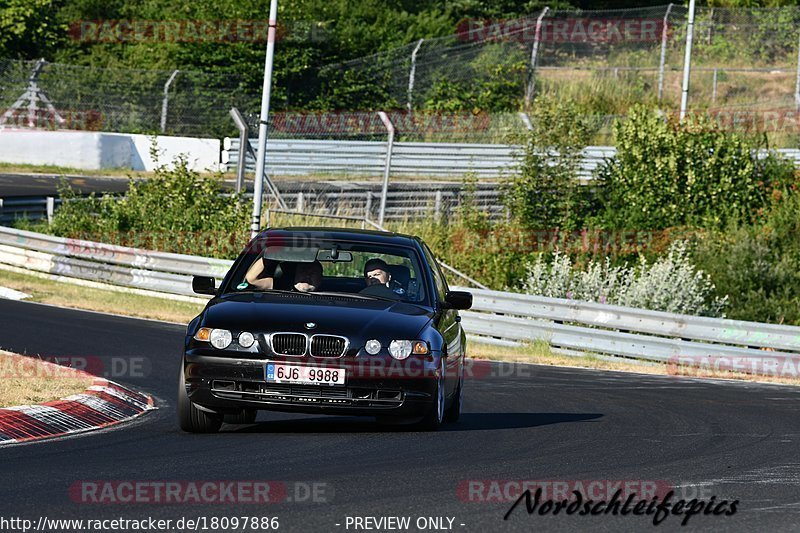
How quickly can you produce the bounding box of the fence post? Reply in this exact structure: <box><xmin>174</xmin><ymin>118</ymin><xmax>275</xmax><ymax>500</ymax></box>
<box><xmin>407</xmin><ymin>39</ymin><xmax>424</xmax><ymax>112</ymax></box>
<box><xmin>46</xmin><ymin>196</ymin><xmax>54</xmax><ymax>224</ymax></box>
<box><xmin>679</xmin><ymin>0</ymin><xmax>696</xmax><ymax>121</ymax></box>
<box><xmin>296</xmin><ymin>192</ymin><xmax>305</xmax><ymax>213</ymax></box>
<box><xmin>525</xmin><ymin>7</ymin><xmax>550</xmax><ymax>108</ymax></box>
<box><xmin>657</xmin><ymin>4</ymin><xmax>674</xmax><ymax>101</ymax></box>
<box><xmin>377</xmin><ymin>111</ymin><xmax>395</xmax><ymax>227</ymax></box>
<box><xmin>434</xmin><ymin>190</ymin><xmax>442</xmax><ymax>222</ymax></box>
<box><xmin>365</xmin><ymin>191</ymin><xmax>372</xmax><ymax>219</ymax></box>
<box><xmin>795</xmin><ymin>32</ymin><xmax>800</xmax><ymax>110</ymax></box>
<box><xmin>160</xmin><ymin>70</ymin><xmax>180</xmax><ymax>133</ymax></box>
<box><xmin>712</xmin><ymin>68</ymin><xmax>718</xmax><ymax>104</ymax></box>
<box><xmin>229</xmin><ymin>108</ymin><xmax>249</xmax><ymax>195</ymax></box>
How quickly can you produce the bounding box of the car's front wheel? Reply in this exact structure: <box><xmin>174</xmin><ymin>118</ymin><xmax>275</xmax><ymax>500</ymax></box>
<box><xmin>416</xmin><ymin>358</ymin><xmax>445</xmax><ymax>431</ymax></box>
<box><xmin>444</xmin><ymin>365</ymin><xmax>463</xmax><ymax>423</ymax></box>
<box><xmin>178</xmin><ymin>368</ymin><xmax>222</xmax><ymax>433</ymax></box>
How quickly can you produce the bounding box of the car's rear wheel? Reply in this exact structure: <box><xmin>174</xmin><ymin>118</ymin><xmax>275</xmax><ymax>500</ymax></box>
<box><xmin>416</xmin><ymin>358</ymin><xmax>445</xmax><ymax>431</ymax></box>
<box><xmin>178</xmin><ymin>369</ymin><xmax>222</xmax><ymax>433</ymax></box>
<box><xmin>223</xmin><ymin>409</ymin><xmax>257</xmax><ymax>425</ymax></box>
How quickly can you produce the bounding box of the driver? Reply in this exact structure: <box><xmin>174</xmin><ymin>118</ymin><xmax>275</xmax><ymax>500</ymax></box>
<box><xmin>245</xmin><ymin>259</ymin><xmax>323</xmax><ymax>293</ymax></box>
<box><xmin>362</xmin><ymin>258</ymin><xmax>405</xmax><ymax>297</ymax></box>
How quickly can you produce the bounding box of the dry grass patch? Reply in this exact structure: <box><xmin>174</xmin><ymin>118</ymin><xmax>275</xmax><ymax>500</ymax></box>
<box><xmin>0</xmin><ymin>268</ymin><xmax>202</xmax><ymax>324</ymax></box>
<box><xmin>0</xmin><ymin>350</ymin><xmax>94</xmax><ymax>407</ymax></box>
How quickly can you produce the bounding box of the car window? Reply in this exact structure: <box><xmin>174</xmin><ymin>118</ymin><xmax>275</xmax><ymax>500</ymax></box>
<box><xmin>225</xmin><ymin>238</ymin><xmax>430</xmax><ymax>306</ymax></box>
<box><xmin>421</xmin><ymin>243</ymin><xmax>448</xmax><ymax>303</ymax></box>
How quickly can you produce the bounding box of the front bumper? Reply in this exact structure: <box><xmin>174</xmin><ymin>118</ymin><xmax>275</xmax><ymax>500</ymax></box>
<box><xmin>183</xmin><ymin>352</ymin><xmax>440</xmax><ymax>418</ymax></box>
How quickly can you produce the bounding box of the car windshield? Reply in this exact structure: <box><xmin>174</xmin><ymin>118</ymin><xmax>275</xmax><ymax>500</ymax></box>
<box><xmin>224</xmin><ymin>237</ymin><xmax>430</xmax><ymax>306</ymax></box>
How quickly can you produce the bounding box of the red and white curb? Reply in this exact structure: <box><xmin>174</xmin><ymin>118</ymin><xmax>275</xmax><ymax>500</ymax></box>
<box><xmin>0</xmin><ymin>377</ymin><xmax>155</xmax><ymax>445</ymax></box>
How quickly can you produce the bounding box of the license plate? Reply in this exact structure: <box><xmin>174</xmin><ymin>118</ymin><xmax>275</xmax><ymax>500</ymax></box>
<box><xmin>265</xmin><ymin>363</ymin><xmax>346</xmax><ymax>386</ymax></box>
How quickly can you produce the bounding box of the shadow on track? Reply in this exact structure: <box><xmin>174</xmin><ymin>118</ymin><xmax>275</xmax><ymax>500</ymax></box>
<box><xmin>220</xmin><ymin>412</ymin><xmax>603</xmax><ymax>434</ymax></box>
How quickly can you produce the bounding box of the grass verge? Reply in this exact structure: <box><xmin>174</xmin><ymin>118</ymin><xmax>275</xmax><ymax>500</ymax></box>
<box><xmin>470</xmin><ymin>341</ymin><xmax>800</xmax><ymax>386</ymax></box>
<box><xmin>0</xmin><ymin>268</ymin><xmax>202</xmax><ymax>324</ymax></box>
<box><xmin>0</xmin><ymin>350</ymin><xmax>94</xmax><ymax>407</ymax></box>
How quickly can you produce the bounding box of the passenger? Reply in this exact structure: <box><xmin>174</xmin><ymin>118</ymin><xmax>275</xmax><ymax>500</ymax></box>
<box><xmin>245</xmin><ymin>259</ymin><xmax>323</xmax><ymax>292</ymax></box>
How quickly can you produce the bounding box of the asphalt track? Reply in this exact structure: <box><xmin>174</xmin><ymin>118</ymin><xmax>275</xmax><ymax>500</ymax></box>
<box><xmin>1</xmin><ymin>298</ymin><xmax>800</xmax><ymax>532</ymax></box>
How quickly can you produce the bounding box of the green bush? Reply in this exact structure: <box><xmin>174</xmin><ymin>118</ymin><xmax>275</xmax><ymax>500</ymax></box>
<box><xmin>47</xmin><ymin>157</ymin><xmax>250</xmax><ymax>258</ymax></box>
<box><xmin>503</xmin><ymin>96</ymin><xmax>598</xmax><ymax>232</ymax></box>
<box><xmin>598</xmin><ymin>106</ymin><xmax>796</xmax><ymax>230</ymax></box>
<box><xmin>692</xmin><ymin>187</ymin><xmax>800</xmax><ymax>325</ymax></box>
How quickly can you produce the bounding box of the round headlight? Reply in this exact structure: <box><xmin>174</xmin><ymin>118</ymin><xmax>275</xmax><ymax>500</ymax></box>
<box><xmin>238</xmin><ymin>331</ymin><xmax>255</xmax><ymax>348</ymax></box>
<box><xmin>365</xmin><ymin>339</ymin><xmax>381</xmax><ymax>355</ymax></box>
<box><xmin>209</xmin><ymin>329</ymin><xmax>232</xmax><ymax>350</ymax></box>
<box><xmin>389</xmin><ymin>340</ymin><xmax>412</xmax><ymax>360</ymax></box>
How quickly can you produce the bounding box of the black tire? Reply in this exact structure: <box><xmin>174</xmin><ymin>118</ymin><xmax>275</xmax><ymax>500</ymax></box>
<box><xmin>444</xmin><ymin>375</ymin><xmax>463</xmax><ymax>423</ymax></box>
<box><xmin>416</xmin><ymin>358</ymin><xmax>445</xmax><ymax>431</ymax></box>
<box><xmin>178</xmin><ymin>369</ymin><xmax>222</xmax><ymax>433</ymax></box>
<box><xmin>223</xmin><ymin>409</ymin><xmax>258</xmax><ymax>425</ymax></box>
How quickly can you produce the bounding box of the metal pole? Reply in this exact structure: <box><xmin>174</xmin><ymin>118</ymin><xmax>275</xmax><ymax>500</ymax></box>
<box><xmin>795</xmin><ymin>32</ymin><xmax>800</xmax><ymax>110</ymax></box>
<box><xmin>679</xmin><ymin>0</ymin><xmax>696</xmax><ymax>121</ymax></box>
<box><xmin>407</xmin><ymin>39</ymin><xmax>424</xmax><ymax>112</ymax></box>
<box><xmin>712</xmin><ymin>68</ymin><xmax>718</xmax><ymax>104</ymax></box>
<box><xmin>229</xmin><ymin>108</ymin><xmax>249</xmax><ymax>195</ymax></box>
<box><xmin>160</xmin><ymin>69</ymin><xmax>179</xmax><ymax>133</ymax></box>
<box><xmin>657</xmin><ymin>4</ymin><xmax>674</xmax><ymax>101</ymax></box>
<box><xmin>251</xmin><ymin>0</ymin><xmax>279</xmax><ymax>238</ymax></box>
<box><xmin>525</xmin><ymin>7</ymin><xmax>550</xmax><ymax>108</ymax></box>
<box><xmin>377</xmin><ymin>111</ymin><xmax>395</xmax><ymax>227</ymax></box>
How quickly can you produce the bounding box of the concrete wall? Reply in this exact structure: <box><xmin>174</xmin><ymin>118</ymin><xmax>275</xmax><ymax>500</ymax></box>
<box><xmin>0</xmin><ymin>129</ymin><xmax>220</xmax><ymax>172</ymax></box>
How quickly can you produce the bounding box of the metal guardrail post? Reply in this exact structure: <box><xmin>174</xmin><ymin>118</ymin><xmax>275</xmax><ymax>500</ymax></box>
<box><xmin>518</xmin><ymin>112</ymin><xmax>533</xmax><ymax>131</ymax></box>
<box><xmin>524</xmin><ymin>7</ymin><xmax>549</xmax><ymax>108</ymax></box>
<box><xmin>657</xmin><ymin>4</ymin><xmax>674</xmax><ymax>101</ymax></box>
<box><xmin>407</xmin><ymin>39</ymin><xmax>424</xmax><ymax>112</ymax></box>
<box><xmin>46</xmin><ymin>197</ymin><xmax>54</xmax><ymax>224</ymax></box>
<box><xmin>296</xmin><ymin>192</ymin><xmax>304</xmax><ymax>213</ymax></box>
<box><xmin>229</xmin><ymin>108</ymin><xmax>249</xmax><ymax>195</ymax></box>
<box><xmin>377</xmin><ymin>111</ymin><xmax>395</xmax><ymax>227</ymax></box>
<box><xmin>160</xmin><ymin>70</ymin><xmax>180</xmax><ymax>133</ymax></box>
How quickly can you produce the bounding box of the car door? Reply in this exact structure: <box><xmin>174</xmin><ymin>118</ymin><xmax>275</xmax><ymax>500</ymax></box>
<box><xmin>422</xmin><ymin>244</ymin><xmax>463</xmax><ymax>398</ymax></box>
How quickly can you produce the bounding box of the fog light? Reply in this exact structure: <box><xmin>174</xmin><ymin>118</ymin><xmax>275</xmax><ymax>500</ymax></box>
<box><xmin>209</xmin><ymin>329</ymin><xmax>232</xmax><ymax>350</ymax></box>
<box><xmin>365</xmin><ymin>339</ymin><xmax>381</xmax><ymax>355</ymax></box>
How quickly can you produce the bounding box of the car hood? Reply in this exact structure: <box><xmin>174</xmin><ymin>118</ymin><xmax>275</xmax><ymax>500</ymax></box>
<box><xmin>201</xmin><ymin>292</ymin><xmax>434</xmax><ymax>342</ymax></box>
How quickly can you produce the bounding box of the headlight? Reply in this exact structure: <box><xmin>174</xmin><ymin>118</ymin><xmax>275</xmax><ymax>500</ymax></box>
<box><xmin>365</xmin><ymin>339</ymin><xmax>381</xmax><ymax>355</ymax></box>
<box><xmin>389</xmin><ymin>340</ymin><xmax>413</xmax><ymax>360</ymax></box>
<box><xmin>238</xmin><ymin>331</ymin><xmax>255</xmax><ymax>348</ymax></box>
<box><xmin>209</xmin><ymin>329</ymin><xmax>232</xmax><ymax>350</ymax></box>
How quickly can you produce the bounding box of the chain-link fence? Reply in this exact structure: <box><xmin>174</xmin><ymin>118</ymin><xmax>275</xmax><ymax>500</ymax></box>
<box><xmin>0</xmin><ymin>58</ymin><xmax>256</xmax><ymax>137</ymax></box>
<box><xmin>4</xmin><ymin>5</ymin><xmax>800</xmax><ymax>143</ymax></box>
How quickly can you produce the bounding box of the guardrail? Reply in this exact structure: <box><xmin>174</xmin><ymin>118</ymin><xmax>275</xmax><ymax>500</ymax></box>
<box><xmin>1</xmin><ymin>225</ymin><xmax>799</xmax><ymax>369</ymax></box>
<box><xmin>456</xmin><ymin>287</ymin><xmax>800</xmax><ymax>366</ymax></box>
<box><xmin>223</xmin><ymin>138</ymin><xmax>800</xmax><ymax>180</ymax></box>
<box><xmin>222</xmin><ymin>138</ymin><xmax>616</xmax><ymax>180</ymax></box>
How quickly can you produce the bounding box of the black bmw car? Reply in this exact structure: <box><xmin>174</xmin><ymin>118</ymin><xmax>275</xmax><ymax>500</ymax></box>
<box><xmin>179</xmin><ymin>227</ymin><xmax>472</xmax><ymax>432</ymax></box>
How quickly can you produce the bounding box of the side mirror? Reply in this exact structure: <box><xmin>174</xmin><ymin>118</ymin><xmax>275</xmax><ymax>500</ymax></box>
<box><xmin>192</xmin><ymin>275</ymin><xmax>216</xmax><ymax>295</ymax></box>
<box><xmin>443</xmin><ymin>290</ymin><xmax>472</xmax><ymax>310</ymax></box>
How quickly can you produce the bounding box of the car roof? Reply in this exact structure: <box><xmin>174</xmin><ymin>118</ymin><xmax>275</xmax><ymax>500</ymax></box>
<box><xmin>255</xmin><ymin>227</ymin><xmax>423</xmax><ymax>248</ymax></box>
